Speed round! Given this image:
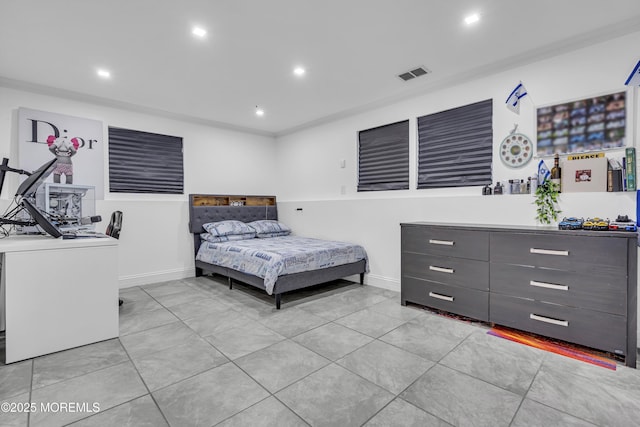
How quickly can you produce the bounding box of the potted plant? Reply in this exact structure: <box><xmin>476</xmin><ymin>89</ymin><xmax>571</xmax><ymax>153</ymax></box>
<box><xmin>534</xmin><ymin>180</ymin><xmax>561</xmax><ymax>224</ymax></box>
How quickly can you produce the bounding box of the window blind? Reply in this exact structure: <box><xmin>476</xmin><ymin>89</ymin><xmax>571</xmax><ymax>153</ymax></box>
<box><xmin>108</xmin><ymin>127</ymin><xmax>184</xmax><ymax>194</ymax></box>
<box><xmin>417</xmin><ymin>99</ymin><xmax>493</xmax><ymax>189</ymax></box>
<box><xmin>358</xmin><ymin>120</ymin><xmax>409</xmax><ymax>191</ymax></box>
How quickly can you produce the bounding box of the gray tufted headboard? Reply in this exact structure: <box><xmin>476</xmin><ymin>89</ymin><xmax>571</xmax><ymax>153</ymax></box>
<box><xmin>188</xmin><ymin>194</ymin><xmax>278</xmax><ymax>255</ymax></box>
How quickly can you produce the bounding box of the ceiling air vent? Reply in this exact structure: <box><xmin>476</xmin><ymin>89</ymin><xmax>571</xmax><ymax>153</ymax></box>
<box><xmin>398</xmin><ymin>66</ymin><xmax>431</xmax><ymax>81</ymax></box>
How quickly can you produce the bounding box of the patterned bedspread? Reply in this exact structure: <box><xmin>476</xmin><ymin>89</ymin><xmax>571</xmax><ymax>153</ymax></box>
<box><xmin>196</xmin><ymin>236</ymin><xmax>368</xmax><ymax>295</ymax></box>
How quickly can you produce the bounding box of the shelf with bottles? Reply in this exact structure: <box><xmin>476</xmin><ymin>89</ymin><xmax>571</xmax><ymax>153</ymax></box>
<box><xmin>483</xmin><ymin>177</ymin><xmax>537</xmax><ymax>196</ymax></box>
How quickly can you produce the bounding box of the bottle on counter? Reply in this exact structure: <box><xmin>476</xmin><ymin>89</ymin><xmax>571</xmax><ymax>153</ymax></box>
<box><xmin>511</xmin><ymin>179</ymin><xmax>520</xmax><ymax>194</ymax></box>
<box><xmin>520</xmin><ymin>179</ymin><xmax>527</xmax><ymax>194</ymax></box>
<box><xmin>551</xmin><ymin>153</ymin><xmax>562</xmax><ymax>192</ymax></box>
<box><xmin>530</xmin><ymin>174</ymin><xmax>538</xmax><ymax>194</ymax></box>
<box><xmin>482</xmin><ymin>184</ymin><xmax>492</xmax><ymax>195</ymax></box>
<box><xmin>493</xmin><ymin>182</ymin><xmax>503</xmax><ymax>195</ymax></box>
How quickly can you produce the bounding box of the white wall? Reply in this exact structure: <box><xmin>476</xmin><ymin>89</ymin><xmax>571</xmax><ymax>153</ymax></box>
<box><xmin>275</xmin><ymin>31</ymin><xmax>640</xmax><ymax>291</ymax></box>
<box><xmin>0</xmin><ymin>86</ymin><xmax>277</xmax><ymax>287</ymax></box>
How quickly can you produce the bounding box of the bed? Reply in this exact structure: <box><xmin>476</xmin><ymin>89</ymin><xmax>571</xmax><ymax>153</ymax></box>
<box><xmin>188</xmin><ymin>194</ymin><xmax>368</xmax><ymax>309</ymax></box>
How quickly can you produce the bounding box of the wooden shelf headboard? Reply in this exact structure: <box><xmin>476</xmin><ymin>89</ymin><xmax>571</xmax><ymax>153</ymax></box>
<box><xmin>191</xmin><ymin>194</ymin><xmax>276</xmax><ymax>207</ymax></box>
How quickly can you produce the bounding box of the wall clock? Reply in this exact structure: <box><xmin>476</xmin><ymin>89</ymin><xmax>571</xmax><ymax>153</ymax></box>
<box><xmin>499</xmin><ymin>130</ymin><xmax>533</xmax><ymax>168</ymax></box>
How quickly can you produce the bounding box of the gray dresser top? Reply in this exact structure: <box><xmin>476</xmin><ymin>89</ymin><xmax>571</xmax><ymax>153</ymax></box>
<box><xmin>400</xmin><ymin>222</ymin><xmax>638</xmax><ymax>239</ymax></box>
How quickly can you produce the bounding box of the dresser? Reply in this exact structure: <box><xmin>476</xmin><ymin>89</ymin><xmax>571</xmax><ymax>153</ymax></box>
<box><xmin>401</xmin><ymin>222</ymin><xmax>637</xmax><ymax>368</ymax></box>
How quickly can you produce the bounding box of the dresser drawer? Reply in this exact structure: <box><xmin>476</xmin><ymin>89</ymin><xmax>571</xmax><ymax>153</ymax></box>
<box><xmin>490</xmin><ymin>293</ymin><xmax>627</xmax><ymax>356</ymax></box>
<box><xmin>490</xmin><ymin>232</ymin><xmax>627</xmax><ymax>275</ymax></box>
<box><xmin>490</xmin><ymin>263</ymin><xmax>626</xmax><ymax>315</ymax></box>
<box><xmin>402</xmin><ymin>226</ymin><xmax>489</xmax><ymax>261</ymax></box>
<box><xmin>402</xmin><ymin>252</ymin><xmax>489</xmax><ymax>290</ymax></box>
<box><xmin>402</xmin><ymin>277</ymin><xmax>488</xmax><ymax>321</ymax></box>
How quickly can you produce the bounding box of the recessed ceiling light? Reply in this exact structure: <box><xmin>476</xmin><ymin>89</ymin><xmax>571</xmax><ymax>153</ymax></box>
<box><xmin>97</xmin><ymin>69</ymin><xmax>111</xmax><ymax>78</ymax></box>
<box><xmin>293</xmin><ymin>67</ymin><xmax>305</xmax><ymax>76</ymax></box>
<box><xmin>192</xmin><ymin>26</ymin><xmax>207</xmax><ymax>38</ymax></box>
<box><xmin>255</xmin><ymin>106</ymin><xmax>265</xmax><ymax>117</ymax></box>
<box><xmin>464</xmin><ymin>13</ymin><xmax>480</xmax><ymax>25</ymax></box>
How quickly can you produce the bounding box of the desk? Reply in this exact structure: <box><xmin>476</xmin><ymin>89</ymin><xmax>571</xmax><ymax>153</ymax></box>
<box><xmin>0</xmin><ymin>235</ymin><xmax>118</xmax><ymax>364</ymax></box>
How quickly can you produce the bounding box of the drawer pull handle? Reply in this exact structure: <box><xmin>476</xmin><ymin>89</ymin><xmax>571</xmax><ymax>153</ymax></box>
<box><xmin>429</xmin><ymin>265</ymin><xmax>455</xmax><ymax>274</ymax></box>
<box><xmin>429</xmin><ymin>292</ymin><xmax>454</xmax><ymax>302</ymax></box>
<box><xmin>529</xmin><ymin>280</ymin><xmax>569</xmax><ymax>291</ymax></box>
<box><xmin>530</xmin><ymin>313</ymin><xmax>569</xmax><ymax>327</ymax></box>
<box><xmin>530</xmin><ymin>248</ymin><xmax>569</xmax><ymax>256</ymax></box>
<box><xmin>429</xmin><ymin>239</ymin><xmax>454</xmax><ymax>246</ymax></box>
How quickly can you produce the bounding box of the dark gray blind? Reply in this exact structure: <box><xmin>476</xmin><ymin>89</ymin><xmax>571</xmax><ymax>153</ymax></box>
<box><xmin>108</xmin><ymin>127</ymin><xmax>184</xmax><ymax>194</ymax></box>
<box><xmin>417</xmin><ymin>99</ymin><xmax>493</xmax><ymax>189</ymax></box>
<box><xmin>358</xmin><ymin>120</ymin><xmax>409</xmax><ymax>191</ymax></box>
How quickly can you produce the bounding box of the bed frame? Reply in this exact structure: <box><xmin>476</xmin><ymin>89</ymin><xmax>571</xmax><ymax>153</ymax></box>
<box><xmin>188</xmin><ymin>194</ymin><xmax>366</xmax><ymax>309</ymax></box>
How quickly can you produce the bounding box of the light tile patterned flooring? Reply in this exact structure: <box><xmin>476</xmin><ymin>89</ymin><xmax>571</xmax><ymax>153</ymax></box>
<box><xmin>2</xmin><ymin>275</ymin><xmax>640</xmax><ymax>426</ymax></box>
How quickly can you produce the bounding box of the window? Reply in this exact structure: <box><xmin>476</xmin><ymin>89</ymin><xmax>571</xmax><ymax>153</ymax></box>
<box><xmin>417</xmin><ymin>99</ymin><xmax>493</xmax><ymax>189</ymax></box>
<box><xmin>108</xmin><ymin>127</ymin><xmax>184</xmax><ymax>194</ymax></box>
<box><xmin>357</xmin><ymin>120</ymin><xmax>409</xmax><ymax>191</ymax></box>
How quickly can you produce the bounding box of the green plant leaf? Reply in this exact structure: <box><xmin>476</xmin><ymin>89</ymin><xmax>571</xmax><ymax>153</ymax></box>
<box><xmin>533</xmin><ymin>180</ymin><xmax>561</xmax><ymax>224</ymax></box>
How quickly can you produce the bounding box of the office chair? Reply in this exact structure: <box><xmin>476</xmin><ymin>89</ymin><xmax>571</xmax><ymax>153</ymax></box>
<box><xmin>106</xmin><ymin>211</ymin><xmax>123</xmax><ymax>305</ymax></box>
<box><xmin>106</xmin><ymin>210</ymin><xmax>122</xmax><ymax>240</ymax></box>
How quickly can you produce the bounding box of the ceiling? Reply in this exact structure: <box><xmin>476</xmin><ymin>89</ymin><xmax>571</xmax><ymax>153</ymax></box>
<box><xmin>2</xmin><ymin>1</ymin><xmax>640</xmax><ymax>136</ymax></box>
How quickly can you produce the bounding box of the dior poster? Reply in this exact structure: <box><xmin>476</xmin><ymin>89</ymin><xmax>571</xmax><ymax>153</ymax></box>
<box><xmin>17</xmin><ymin>108</ymin><xmax>104</xmax><ymax>199</ymax></box>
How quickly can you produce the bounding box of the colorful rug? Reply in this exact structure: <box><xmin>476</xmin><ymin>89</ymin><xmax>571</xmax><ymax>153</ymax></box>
<box><xmin>487</xmin><ymin>326</ymin><xmax>618</xmax><ymax>370</ymax></box>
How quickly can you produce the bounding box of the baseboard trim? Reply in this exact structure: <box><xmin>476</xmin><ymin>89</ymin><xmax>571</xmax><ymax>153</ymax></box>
<box><xmin>353</xmin><ymin>273</ymin><xmax>399</xmax><ymax>293</ymax></box>
<box><xmin>119</xmin><ymin>267</ymin><xmax>194</xmax><ymax>289</ymax></box>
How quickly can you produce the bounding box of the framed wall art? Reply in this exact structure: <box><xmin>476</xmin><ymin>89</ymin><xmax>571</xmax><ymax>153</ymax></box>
<box><xmin>18</xmin><ymin>108</ymin><xmax>104</xmax><ymax>199</ymax></box>
<box><xmin>536</xmin><ymin>90</ymin><xmax>626</xmax><ymax>156</ymax></box>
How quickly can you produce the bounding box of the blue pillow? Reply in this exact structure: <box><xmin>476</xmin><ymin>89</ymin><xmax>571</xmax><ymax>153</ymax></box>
<box><xmin>248</xmin><ymin>220</ymin><xmax>291</xmax><ymax>237</ymax></box>
<box><xmin>200</xmin><ymin>232</ymin><xmax>256</xmax><ymax>243</ymax></box>
<box><xmin>202</xmin><ymin>220</ymin><xmax>255</xmax><ymax>237</ymax></box>
<box><xmin>254</xmin><ymin>231</ymin><xmax>290</xmax><ymax>238</ymax></box>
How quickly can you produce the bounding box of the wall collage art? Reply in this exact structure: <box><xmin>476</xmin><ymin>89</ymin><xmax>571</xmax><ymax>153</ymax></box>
<box><xmin>536</xmin><ymin>91</ymin><xmax>626</xmax><ymax>156</ymax></box>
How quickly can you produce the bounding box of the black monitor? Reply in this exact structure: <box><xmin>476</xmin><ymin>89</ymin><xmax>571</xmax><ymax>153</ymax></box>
<box><xmin>21</xmin><ymin>198</ymin><xmax>62</xmax><ymax>238</ymax></box>
<box><xmin>15</xmin><ymin>158</ymin><xmax>57</xmax><ymax>197</ymax></box>
<box><xmin>0</xmin><ymin>158</ymin><xmax>61</xmax><ymax>238</ymax></box>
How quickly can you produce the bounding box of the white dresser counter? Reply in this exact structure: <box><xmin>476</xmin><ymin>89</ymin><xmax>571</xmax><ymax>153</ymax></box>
<box><xmin>0</xmin><ymin>235</ymin><xmax>119</xmax><ymax>363</ymax></box>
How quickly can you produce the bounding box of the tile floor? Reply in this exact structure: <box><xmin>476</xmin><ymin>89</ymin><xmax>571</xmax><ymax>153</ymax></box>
<box><xmin>2</xmin><ymin>275</ymin><xmax>640</xmax><ymax>426</ymax></box>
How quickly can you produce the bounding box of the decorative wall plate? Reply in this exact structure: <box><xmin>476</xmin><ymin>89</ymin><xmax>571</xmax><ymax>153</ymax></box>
<box><xmin>499</xmin><ymin>133</ymin><xmax>533</xmax><ymax>168</ymax></box>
